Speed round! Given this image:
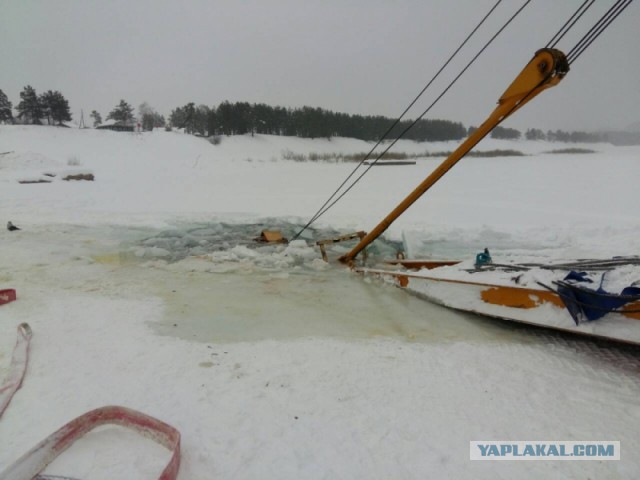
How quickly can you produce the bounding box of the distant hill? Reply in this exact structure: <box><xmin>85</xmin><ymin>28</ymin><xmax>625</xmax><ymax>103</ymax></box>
<box><xmin>604</xmin><ymin>130</ymin><xmax>640</xmax><ymax>146</ymax></box>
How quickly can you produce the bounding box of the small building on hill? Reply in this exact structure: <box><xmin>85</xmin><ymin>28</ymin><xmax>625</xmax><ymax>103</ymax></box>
<box><xmin>96</xmin><ymin>119</ymin><xmax>136</xmax><ymax>132</ymax></box>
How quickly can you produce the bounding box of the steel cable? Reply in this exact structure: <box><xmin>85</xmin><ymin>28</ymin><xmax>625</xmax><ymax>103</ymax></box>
<box><xmin>292</xmin><ymin>0</ymin><xmax>634</xmax><ymax>241</ymax></box>
<box><xmin>295</xmin><ymin>0</ymin><xmax>533</xmax><ymax>235</ymax></box>
<box><xmin>546</xmin><ymin>0</ymin><xmax>596</xmax><ymax>48</ymax></box>
<box><xmin>290</xmin><ymin>0</ymin><xmax>505</xmax><ymax>240</ymax></box>
<box><xmin>567</xmin><ymin>0</ymin><xmax>633</xmax><ymax>64</ymax></box>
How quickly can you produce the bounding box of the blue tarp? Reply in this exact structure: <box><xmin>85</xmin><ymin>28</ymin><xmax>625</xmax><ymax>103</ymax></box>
<box><xmin>555</xmin><ymin>271</ymin><xmax>640</xmax><ymax>325</ymax></box>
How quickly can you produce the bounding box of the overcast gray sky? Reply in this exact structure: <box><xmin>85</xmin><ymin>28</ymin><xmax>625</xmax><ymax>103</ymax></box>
<box><xmin>1</xmin><ymin>0</ymin><xmax>638</xmax><ymax>132</ymax></box>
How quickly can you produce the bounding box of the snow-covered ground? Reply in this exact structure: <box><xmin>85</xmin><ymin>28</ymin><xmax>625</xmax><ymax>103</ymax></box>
<box><xmin>1</xmin><ymin>125</ymin><xmax>640</xmax><ymax>479</ymax></box>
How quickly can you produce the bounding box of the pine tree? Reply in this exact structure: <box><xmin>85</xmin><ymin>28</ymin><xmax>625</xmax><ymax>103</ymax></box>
<box><xmin>216</xmin><ymin>101</ymin><xmax>234</xmax><ymax>135</ymax></box>
<box><xmin>169</xmin><ymin>103</ymin><xmax>196</xmax><ymax>133</ymax></box>
<box><xmin>491</xmin><ymin>126</ymin><xmax>521</xmax><ymax>140</ymax></box>
<box><xmin>0</xmin><ymin>89</ymin><xmax>13</xmax><ymax>123</ymax></box>
<box><xmin>16</xmin><ymin>85</ymin><xmax>43</xmax><ymax>124</ymax></box>
<box><xmin>106</xmin><ymin>99</ymin><xmax>134</xmax><ymax>124</ymax></box>
<box><xmin>90</xmin><ymin>110</ymin><xmax>102</xmax><ymax>127</ymax></box>
<box><xmin>525</xmin><ymin>128</ymin><xmax>546</xmax><ymax>141</ymax></box>
<box><xmin>51</xmin><ymin>91</ymin><xmax>71</xmax><ymax>125</ymax></box>
<box><xmin>194</xmin><ymin>105</ymin><xmax>210</xmax><ymax>135</ymax></box>
<box><xmin>169</xmin><ymin>106</ymin><xmax>186</xmax><ymax>130</ymax></box>
<box><xmin>40</xmin><ymin>91</ymin><xmax>54</xmax><ymax>124</ymax></box>
<box><xmin>206</xmin><ymin>108</ymin><xmax>217</xmax><ymax>136</ymax></box>
<box><xmin>40</xmin><ymin>90</ymin><xmax>72</xmax><ymax>125</ymax></box>
<box><xmin>153</xmin><ymin>113</ymin><xmax>166</xmax><ymax>129</ymax></box>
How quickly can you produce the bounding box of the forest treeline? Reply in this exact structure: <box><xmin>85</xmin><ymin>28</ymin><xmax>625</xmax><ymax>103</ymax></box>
<box><xmin>167</xmin><ymin>102</ymin><xmax>608</xmax><ymax>143</ymax></box>
<box><xmin>0</xmin><ymin>86</ymin><xmax>617</xmax><ymax>144</ymax></box>
<box><xmin>168</xmin><ymin>101</ymin><xmax>468</xmax><ymax>142</ymax></box>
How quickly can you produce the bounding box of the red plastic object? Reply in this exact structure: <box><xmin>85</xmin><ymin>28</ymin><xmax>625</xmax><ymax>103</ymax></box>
<box><xmin>0</xmin><ymin>289</ymin><xmax>16</xmax><ymax>305</ymax></box>
<box><xmin>0</xmin><ymin>323</ymin><xmax>32</xmax><ymax>418</ymax></box>
<box><xmin>0</xmin><ymin>405</ymin><xmax>181</xmax><ymax>480</ymax></box>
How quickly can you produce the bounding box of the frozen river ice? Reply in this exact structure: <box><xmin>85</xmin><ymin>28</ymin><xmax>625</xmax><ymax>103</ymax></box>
<box><xmin>2</xmin><ymin>222</ymin><xmax>640</xmax><ymax>479</ymax></box>
<box><xmin>7</xmin><ymin>221</ymin><xmax>640</xmax><ymax>361</ymax></box>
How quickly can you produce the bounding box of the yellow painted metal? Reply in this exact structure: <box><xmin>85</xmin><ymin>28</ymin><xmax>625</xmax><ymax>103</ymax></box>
<box><xmin>480</xmin><ymin>286</ymin><xmax>565</xmax><ymax>309</ymax></box>
<box><xmin>340</xmin><ymin>48</ymin><xmax>569</xmax><ymax>264</ymax></box>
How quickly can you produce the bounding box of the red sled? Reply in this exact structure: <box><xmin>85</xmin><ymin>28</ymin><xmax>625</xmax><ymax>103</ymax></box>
<box><xmin>0</xmin><ymin>289</ymin><xmax>16</xmax><ymax>305</ymax></box>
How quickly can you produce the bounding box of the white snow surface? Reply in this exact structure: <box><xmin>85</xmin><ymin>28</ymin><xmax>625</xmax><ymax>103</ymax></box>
<box><xmin>1</xmin><ymin>126</ymin><xmax>640</xmax><ymax>479</ymax></box>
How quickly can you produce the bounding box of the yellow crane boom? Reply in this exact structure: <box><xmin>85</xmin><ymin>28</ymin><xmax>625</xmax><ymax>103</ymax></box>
<box><xmin>339</xmin><ymin>48</ymin><xmax>569</xmax><ymax>264</ymax></box>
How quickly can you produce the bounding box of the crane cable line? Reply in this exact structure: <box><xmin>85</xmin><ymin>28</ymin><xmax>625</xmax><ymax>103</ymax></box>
<box><xmin>448</xmin><ymin>0</ymin><xmax>601</xmax><ymax>146</ymax></box>
<box><xmin>293</xmin><ymin>0</ymin><xmax>633</xmax><ymax>242</ymax></box>
<box><xmin>567</xmin><ymin>0</ymin><xmax>634</xmax><ymax>64</ymax></box>
<box><xmin>292</xmin><ymin>0</ymin><xmax>533</xmax><ymax>240</ymax></box>
<box><xmin>290</xmin><ymin>0</ymin><xmax>505</xmax><ymax>241</ymax></box>
<box><xmin>546</xmin><ymin>0</ymin><xmax>596</xmax><ymax>49</ymax></box>
<box><xmin>337</xmin><ymin>1</ymin><xmax>634</xmax><ymax>263</ymax></box>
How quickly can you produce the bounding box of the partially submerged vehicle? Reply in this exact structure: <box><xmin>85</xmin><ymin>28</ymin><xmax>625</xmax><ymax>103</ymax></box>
<box><xmin>357</xmin><ymin>257</ymin><xmax>640</xmax><ymax>345</ymax></box>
